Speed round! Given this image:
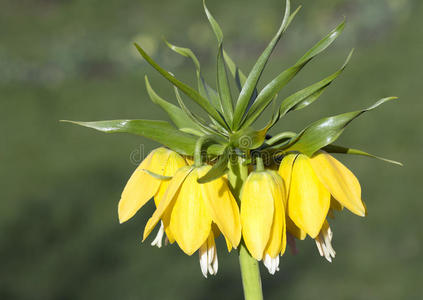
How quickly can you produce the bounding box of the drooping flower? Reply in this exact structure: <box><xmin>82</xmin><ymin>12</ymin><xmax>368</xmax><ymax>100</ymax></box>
<box><xmin>118</xmin><ymin>147</ymin><xmax>187</xmax><ymax>246</ymax></box>
<box><xmin>278</xmin><ymin>151</ymin><xmax>365</xmax><ymax>261</ymax></box>
<box><xmin>240</xmin><ymin>168</ymin><xmax>286</xmax><ymax>274</ymax></box>
<box><xmin>142</xmin><ymin>164</ymin><xmax>241</xmax><ymax>276</ymax></box>
<box><xmin>118</xmin><ymin>147</ymin><xmax>187</xmax><ymax>223</ymax></box>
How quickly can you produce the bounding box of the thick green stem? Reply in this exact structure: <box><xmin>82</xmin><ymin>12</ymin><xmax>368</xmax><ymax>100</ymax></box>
<box><xmin>239</xmin><ymin>244</ymin><xmax>263</xmax><ymax>300</ymax></box>
<box><xmin>228</xmin><ymin>156</ymin><xmax>264</xmax><ymax>300</ymax></box>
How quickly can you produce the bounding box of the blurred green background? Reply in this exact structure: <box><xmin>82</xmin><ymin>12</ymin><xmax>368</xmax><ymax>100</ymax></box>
<box><xmin>1</xmin><ymin>0</ymin><xmax>422</xmax><ymax>299</ymax></box>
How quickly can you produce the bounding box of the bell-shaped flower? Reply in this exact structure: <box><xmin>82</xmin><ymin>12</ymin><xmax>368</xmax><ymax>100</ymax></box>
<box><xmin>142</xmin><ymin>165</ymin><xmax>241</xmax><ymax>259</ymax></box>
<box><xmin>278</xmin><ymin>151</ymin><xmax>366</xmax><ymax>261</ymax></box>
<box><xmin>118</xmin><ymin>147</ymin><xmax>188</xmax><ymax>223</ymax></box>
<box><xmin>240</xmin><ymin>169</ymin><xmax>286</xmax><ymax>274</ymax></box>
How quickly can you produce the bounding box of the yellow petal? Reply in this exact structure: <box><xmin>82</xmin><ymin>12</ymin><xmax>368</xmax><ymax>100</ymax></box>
<box><xmin>201</xmin><ymin>167</ymin><xmax>241</xmax><ymax>249</ymax></box>
<box><xmin>118</xmin><ymin>148</ymin><xmax>168</xmax><ymax>223</ymax></box>
<box><xmin>143</xmin><ymin>166</ymin><xmax>192</xmax><ymax>241</ymax></box>
<box><xmin>310</xmin><ymin>151</ymin><xmax>365</xmax><ymax>216</ymax></box>
<box><xmin>286</xmin><ymin>217</ymin><xmax>306</xmax><ymax>240</ymax></box>
<box><xmin>330</xmin><ymin>196</ymin><xmax>344</xmax><ymax>211</ymax></box>
<box><xmin>241</xmin><ymin>172</ymin><xmax>275</xmax><ymax>260</ymax></box>
<box><xmin>264</xmin><ymin>172</ymin><xmax>286</xmax><ymax>258</ymax></box>
<box><xmin>211</xmin><ymin>223</ymin><xmax>232</xmax><ymax>252</ymax></box>
<box><xmin>154</xmin><ymin>151</ymin><xmax>187</xmax><ymax>206</ymax></box>
<box><xmin>278</xmin><ymin>153</ymin><xmax>299</xmax><ymax>207</ymax></box>
<box><xmin>288</xmin><ymin>154</ymin><xmax>330</xmax><ymax>238</ymax></box>
<box><xmin>184</xmin><ymin>156</ymin><xmax>195</xmax><ymax>166</ymax></box>
<box><xmin>169</xmin><ymin>168</ymin><xmax>212</xmax><ymax>255</ymax></box>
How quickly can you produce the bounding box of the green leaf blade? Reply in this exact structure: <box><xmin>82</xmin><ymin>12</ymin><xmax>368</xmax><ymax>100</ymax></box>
<box><xmin>62</xmin><ymin>119</ymin><xmax>224</xmax><ymax>156</ymax></box>
<box><xmin>241</xmin><ymin>20</ymin><xmax>346</xmax><ymax>129</ymax></box>
<box><xmin>203</xmin><ymin>0</ymin><xmax>223</xmax><ymax>44</ymax></box>
<box><xmin>217</xmin><ymin>44</ymin><xmax>234</xmax><ymax>126</ymax></box>
<box><xmin>323</xmin><ymin>144</ymin><xmax>403</xmax><ymax>166</ymax></box>
<box><xmin>145</xmin><ymin>76</ymin><xmax>203</xmax><ymax>135</ymax></box>
<box><xmin>197</xmin><ymin>147</ymin><xmax>230</xmax><ymax>183</ymax></box>
<box><xmin>279</xmin><ymin>49</ymin><xmax>354</xmax><ymax>117</ymax></box>
<box><xmin>134</xmin><ymin>43</ymin><xmax>227</xmax><ymax>129</ymax></box>
<box><xmin>284</xmin><ymin>97</ymin><xmax>398</xmax><ymax>156</ymax></box>
<box><xmin>233</xmin><ymin>0</ymin><xmax>293</xmax><ymax>129</ymax></box>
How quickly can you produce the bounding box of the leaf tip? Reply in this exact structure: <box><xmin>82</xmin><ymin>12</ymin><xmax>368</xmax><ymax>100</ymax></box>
<box><xmin>60</xmin><ymin>120</ymin><xmax>77</xmax><ymax>125</ymax></box>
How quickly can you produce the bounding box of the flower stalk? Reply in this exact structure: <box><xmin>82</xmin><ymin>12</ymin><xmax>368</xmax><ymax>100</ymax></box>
<box><xmin>228</xmin><ymin>157</ymin><xmax>263</xmax><ymax>300</ymax></box>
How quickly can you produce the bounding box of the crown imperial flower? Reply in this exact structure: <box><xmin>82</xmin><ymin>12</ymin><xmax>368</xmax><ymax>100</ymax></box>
<box><xmin>240</xmin><ymin>166</ymin><xmax>286</xmax><ymax>274</ymax></box>
<box><xmin>65</xmin><ymin>0</ymin><xmax>400</xmax><ymax>297</ymax></box>
<box><xmin>143</xmin><ymin>164</ymin><xmax>241</xmax><ymax>256</ymax></box>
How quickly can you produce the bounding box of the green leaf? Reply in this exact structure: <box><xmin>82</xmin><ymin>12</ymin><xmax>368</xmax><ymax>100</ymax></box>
<box><xmin>163</xmin><ymin>39</ymin><xmax>226</xmax><ymax>131</ymax></box>
<box><xmin>284</xmin><ymin>97</ymin><xmax>398</xmax><ymax>156</ymax></box>
<box><xmin>197</xmin><ymin>147</ymin><xmax>230</xmax><ymax>183</ymax></box>
<box><xmin>203</xmin><ymin>2</ymin><xmax>234</xmax><ymax>126</ymax></box>
<box><xmin>163</xmin><ymin>39</ymin><xmax>201</xmax><ymax>72</ymax></box>
<box><xmin>230</xmin><ymin>126</ymin><xmax>269</xmax><ymax>150</ymax></box>
<box><xmin>134</xmin><ymin>43</ymin><xmax>228</xmax><ymax>129</ymax></box>
<box><xmin>264</xmin><ymin>131</ymin><xmax>297</xmax><ymax>146</ymax></box>
<box><xmin>241</xmin><ymin>20</ymin><xmax>345</xmax><ymax>129</ymax></box>
<box><xmin>173</xmin><ymin>87</ymin><xmax>223</xmax><ymax>137</ymax></box>
<box><xmin>203</xmin><ymin>0</ymin><xmax>223</xmax><ymax>44</ymax></box>
<box><xmin>223</xmin><ymin>50</ymin><xmax>247</xmax><ymax>89</ymax></box>
<box><xmin>233</xmin><ymin>0</ymin><xmax>300</xmax><ymax>129</ymax></box>
<box><xmin>145</xmin><ymin>75</ymin><xmax>203</xmax><ymax>135</ymax></box>
<box><xmin>323</xmin><ymin>144</ymin><xmax>403</xmax><ymax>166</ymax></box>
<box><xmin>217</xmin><ymin>44</ymin><xmax>234</xmax><ymax>125</ymax></box>
<box><xmin>61</xmin><ymin>119</ymin><xmax>224</xmax><ymax>156</ymax></box>
<box><xmin>279</xmin><ymin>49</ymin><xmax>353</xmax><ymax>117</ymax></box>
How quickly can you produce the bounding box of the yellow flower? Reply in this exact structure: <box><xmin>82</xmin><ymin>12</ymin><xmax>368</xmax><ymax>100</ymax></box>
<box><xmin>143</xmin><ymin>165</ymin><xmax>241</xmax><ymax>259</ymax></box>
<box><xmin>118</xmin><ymin>147</ymin><xmax>187</xmax><ymax>223</ymax></box>
<box><xmin>240</xmin><ymin>169</ymin><xmax>286</xmax><ymax>274</ymax></box>
<box><xmin>278</xmin><ymin>151</ymin><xmax>365</xmax><ymax>261</ymax></box>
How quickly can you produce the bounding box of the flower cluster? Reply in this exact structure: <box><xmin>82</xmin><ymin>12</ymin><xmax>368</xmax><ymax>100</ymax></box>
<box><xmin>119</xmin><ymin>147</ymin><xmax>366</xmax><ymax>276</ymax></box>
<box><xmin>66</xmin><ymin>0</ymin><xmax>399</xmax><ymax>279</ymax></box>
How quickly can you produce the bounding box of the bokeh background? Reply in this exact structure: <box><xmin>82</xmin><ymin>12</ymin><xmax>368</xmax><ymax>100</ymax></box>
<box><xmin>1</xmin><ymin>0</ymin><xmax>422</xmax><ymax>299</ymax></box>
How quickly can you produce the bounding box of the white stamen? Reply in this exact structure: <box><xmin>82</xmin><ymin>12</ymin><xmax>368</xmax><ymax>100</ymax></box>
<box><xmin>263</xmin><ymin>254</ymin><xmax>280</xmax><ymax>275</ymax></box>
<box><xmin>315</xmin><ymin>224</ymin><xmax>336</xmax><ymax>262</ymax></box>
<box><xmin>212</xmin><ymin>249</ymin><xmax>218</xmax><ymax>275</ymax></box>
<box><xmin>198</xmin><ymin>235</ymin><xmax>218</xmax><ymax>278</ymax></box>
<box><xmin>151</xmin><ymin>221</ymin><xmax>165</xmax><ymax>248</ymax></box>
<box><xmin>199</xmin><ymin>243</ymin><xmax>209</xmax><ymax>278</ymax></box>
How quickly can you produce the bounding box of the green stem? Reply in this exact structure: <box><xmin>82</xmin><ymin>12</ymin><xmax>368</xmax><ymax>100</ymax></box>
<box><xmin>228</xmin><ymin>156</ymin><xmax>264</xmax><ymax>300</ymax></box>
<box><xmin>255</xmin><ymin>156</ymin><xmax>265</xmax><ymax>172</ymax></box>
<box><xmin>239</xmin><ymin>244</ymin><xmax>263</xmax><ymax>300</ymax></box>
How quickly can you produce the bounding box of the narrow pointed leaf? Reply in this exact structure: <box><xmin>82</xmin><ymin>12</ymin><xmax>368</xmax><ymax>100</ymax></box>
<box><xmin>197</xmin><ymin>147</ymin><xmax>230</xmax><ymax>183</ymax></box>
<box><xmin>203</xmin><ymin>0</ymin><xmax>223</xmax><ymax>44</ymax></box>
<box><xmin>134</xmin><ymin>43</ymin><xmax>227</xmax><ymax>129</ymax></box>
<box><xmin>233</xmin><ymin>1</ymin><xmax>300</xmax><ymax>128</ymax></box>
<box><xmin>61</xmin><ymin>119</ymin><xmax>224</xmax><ymax>156</ymax></box>
<box><xmin>284</xmin><ymin>97</ymin><xmax>398</xmax><ymax>156</ymax></box>
<box><xmin>323</xmin><ymin>144</ymin><xmax>403</xmax><ymax>166</ymax></box>
<box><xmin>173</xmin><ymin>87</ymin><xmax>222</xmax><ymax>137</ymax></box>
<box><xmin>145</xmin><ymin>76</ymin><xmax>203</xmax><ymax>135</ymax></box>
<box><xmin>223</xmin><ymin>50</ymin><xmax>247</xmax><ymax>90</ymax></box>
<box><xmin>163</xmin><ymin>39</ymin><xmax>201</xmax><ymax>72</ymax></box>
<box><xmin>279</xmin><ymin>49</ymin><xmax>353</xmax><ymax>116</ymax></box>
<box><xmin>164</xmin><ymin>39</ymin><xmax>226</xmax><ymax>131</ymax></box>
<box><xmin>241</xmin><ymin>20</ymin><xmax>345</xmax><ymax>129</ymax></box>
<box><xmin>217</xmin><ymin>44</ymin><xmax>234</xmax><ymax>124</ymax></box>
